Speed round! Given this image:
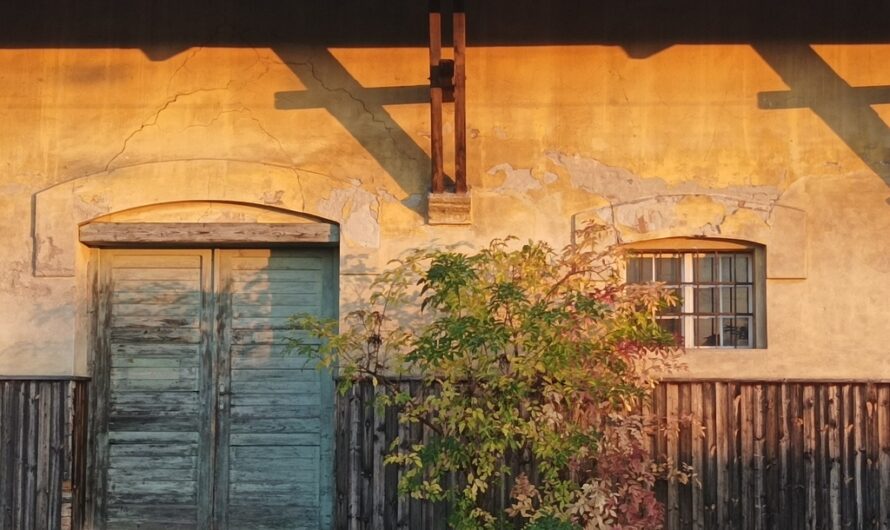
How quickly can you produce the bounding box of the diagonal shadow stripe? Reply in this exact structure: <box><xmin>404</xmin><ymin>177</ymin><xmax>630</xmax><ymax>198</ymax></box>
<box><xmin>272</xmin><ymin>47</ymin><xmax>432</xmax><ymax>195</ymax></box>
<box><xmin>754</xmin><ymin>43</ymin><xmax>890</xmax><ymax>189</ymax></box>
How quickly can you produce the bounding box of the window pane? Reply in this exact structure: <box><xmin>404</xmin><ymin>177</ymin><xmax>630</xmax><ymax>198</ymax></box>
<box><xmin>694</xmin><ymin>317</ymin><xmax>719</xmax><ymax>346</ymax></box>
<box><xmin>719</xmin><ymin>286</ymin><xmax>752</xmax><ymax>314</ymax></box>
<box><xmin>735</xmin><ymin>286</ymin><xmax>751</xmax><ymax>313</ymax></box>
<box><xmin>627</xmin><ymin>257</ymin><xmax>645</xmax><ymax>283</ymax></box>
<box><xmin>642</xmin><ymin>258</ymin><xmax>653</xmax><ymax>282</ymax></box>
<box><xmin>657</xmin><ymin>317</ymin><xmax>682</xmax><ymax>342</ymax></box>
<box><xmin>720</xmin><ymin>255</ymin><xmax>734</xmax><ymax>282</ymax></box>
<box><xmin>721</xmin><ymin>317</ymin><xmax>751</xmax><ymax>347</ymax></box>
<box><xmin>655</xmin><ymin>256</ymin><xmax>681</xmax><ymax>283</ymax></box>
<box><xmin>695</xmin><ymin>255</ymin><xmax>714</xmax><ymax>282</ymax></box>
<box><xmin>720</xmin><ymin>286</ymin><xmax>732</xmax><ymax>313</ymax></box>
<box><xmin>695</xmin><ymin>287</ymin><xmax>716</xmax><ymax>313</ymax></box>
<box><xmin>735</xmin><ymin>255</ymin><xmax>751</xmax><ymax>283</ymax></box>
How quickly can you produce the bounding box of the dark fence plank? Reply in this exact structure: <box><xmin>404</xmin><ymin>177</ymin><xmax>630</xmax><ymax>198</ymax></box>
<box><xmin>335</xmin><ymin>381</ymin><xmax>890</xmax><ymax>530</ymax></box>
<box><xmin>0</xmin><ymin>379</ymin><xmax>87</xmax><ymax>530</ymax></box>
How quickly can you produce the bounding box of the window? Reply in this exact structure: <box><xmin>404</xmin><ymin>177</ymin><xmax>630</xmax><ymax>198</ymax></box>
<box><xmin>625</xmin><ymin>240</ymin><xmax>765</xmax><ymax>349</ymax></box>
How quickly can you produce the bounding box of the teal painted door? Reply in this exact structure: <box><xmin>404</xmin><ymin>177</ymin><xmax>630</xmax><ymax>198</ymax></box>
<box><xmin>96</xmin><ymin>249</ymin><xmax>335</xmax><ymax>530</ymax></box>
<box><xmin>214</xmin><ymin>250</ymin><xmax>335</xmax><ymax>530</ymax></box>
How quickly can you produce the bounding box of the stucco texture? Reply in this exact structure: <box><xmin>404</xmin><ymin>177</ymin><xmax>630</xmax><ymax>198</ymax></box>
<box><xmin>2</xmin><ymin>37</ymin><xmax>890</xmax><ymax>379</ymax></box>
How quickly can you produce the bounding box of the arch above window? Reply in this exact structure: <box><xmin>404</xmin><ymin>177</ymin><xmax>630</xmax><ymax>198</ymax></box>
<box><xmin>572</xmin><ymin>195</ymin><xmax>807</xmax><ymax>280</ymax></box>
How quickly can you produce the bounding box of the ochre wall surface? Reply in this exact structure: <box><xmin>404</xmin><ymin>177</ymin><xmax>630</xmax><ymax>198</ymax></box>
<box><xmin>2</xmin><ymin>12</ymin><xmax>889</xmax><ymax>379</ymax></box>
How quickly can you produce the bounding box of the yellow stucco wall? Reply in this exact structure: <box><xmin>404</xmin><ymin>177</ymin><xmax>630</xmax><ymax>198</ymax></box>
<box><xmin>2</xmin><ymin>41</ymin><xmax>889</xmax><ymax>379</ymax></box>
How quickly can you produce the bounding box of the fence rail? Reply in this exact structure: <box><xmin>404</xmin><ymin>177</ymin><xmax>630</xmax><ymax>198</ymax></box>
<box><xmin>336</xmin><ymin>381</ymin><xmax>890</xmax><ymax>530</ymax></box>
<box><xmin>0</xmin><ymin>378</ymin><xmax>88</xmax><ymax>530</ymax></box>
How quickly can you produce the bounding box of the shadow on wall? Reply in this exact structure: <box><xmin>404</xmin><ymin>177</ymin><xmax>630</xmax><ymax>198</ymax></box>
<box><xmin>3</xmin><ymin>0</ymin><xmax>890</xmax><ymax>191</ymax></box>
<box><xmin>272</xmin><ymin>47</ymin><xmax>431</xmax><ymax>196</ymax></box>
<box><xmin>755</xmin><ymin>43</ymin><xmax>890</xmax><ymax>191</ymax></box>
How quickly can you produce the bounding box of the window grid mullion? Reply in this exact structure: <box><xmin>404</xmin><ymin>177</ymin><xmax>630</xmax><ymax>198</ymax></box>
<box><xmin>682</xmin><ymin>253</ymin><xmax>694</xmax><ymax>349</ymax></box>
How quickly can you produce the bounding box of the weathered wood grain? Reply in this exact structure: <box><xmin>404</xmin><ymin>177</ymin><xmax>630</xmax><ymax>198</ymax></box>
<box><xmin>80</xmin><ymin>222</ymin><xmax>339</xmax><ymax>246</ymax></box>
<box><xmin>92</xmin><ymin>250</ymin><xmax>211</xmax><ymax>530</ymax></box>
<box><xmin>0</xmin><ymin>379</ymin><xmax>82</xmax><ymax>530</ymax></box>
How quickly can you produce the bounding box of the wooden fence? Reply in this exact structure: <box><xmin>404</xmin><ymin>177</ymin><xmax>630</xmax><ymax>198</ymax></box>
<box><xmin>0</xmin><ymin>378</ymin><xmax>88</xmax><ymax>530</ymax></box>
<box><xmin>3</xmin><ymin>379</ymin><xmax>889</xmax><ymax>529</ymax></box>
<box><xmin>335</xmin><ymin>381</ymin><xmax>890</xmax><ymax>530</ymax></box>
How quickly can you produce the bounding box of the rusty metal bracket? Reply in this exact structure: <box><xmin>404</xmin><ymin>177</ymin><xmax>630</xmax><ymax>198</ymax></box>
<box><xmin>430</xmin><ymin>59</ymin><xmax>455</xmax><ymax>102</ymax></box>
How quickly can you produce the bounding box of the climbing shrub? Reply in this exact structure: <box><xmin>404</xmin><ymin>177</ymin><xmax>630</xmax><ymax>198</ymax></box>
<box><xmin>290</xmin><ymin>226</ymin><xmax>682</xmax><ymax>529</ymax></box>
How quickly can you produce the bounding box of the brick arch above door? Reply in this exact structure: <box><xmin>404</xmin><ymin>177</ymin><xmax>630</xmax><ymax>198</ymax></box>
<box><xmin>34</xmin><ymin>159</ymin><xmax>384</xmax><ymax>277</ymax></box>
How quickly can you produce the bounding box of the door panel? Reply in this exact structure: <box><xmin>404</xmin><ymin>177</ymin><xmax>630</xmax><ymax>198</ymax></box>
<box><xmin>96</xmin><ymin>250</ymin><xmax>336</xmax><ymax>530</ymax></box>
<box><xmin>98</xmin><ymin>250</ymin><xmax>214</xmax><ymax>530</ymax></box>
<box><xmin>96</xmin><ymin>248</ymin><xmax>334</xmax><ymax>530</ymax></box>
<box><xmin>216</xmin><ymin>249</ymin><xmax>334</xmax><ymax>530</ymax></box>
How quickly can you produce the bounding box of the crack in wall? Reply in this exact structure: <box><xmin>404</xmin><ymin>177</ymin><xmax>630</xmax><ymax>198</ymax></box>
<box><xmin>104</xmin><ymin>81</ymin><xmax>235</xmax><ymax>172</ymax></box>
<box><xmin>165</xmin><ymin>47</ymin><xmax>203</xmax><ymax>95</ymax></box>
<box><xmin>181</xmin><ymin>104</ymin><xmax>292</xmax><ymax>164</ymax></box>
<box><xmin>281</xmin><ymin>57</ymin><xmax>423</xmax><ymax>165</ymax></box>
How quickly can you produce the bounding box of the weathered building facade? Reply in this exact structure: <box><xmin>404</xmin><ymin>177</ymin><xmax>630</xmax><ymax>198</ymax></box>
<box><xmin>1</xmin><ymin>1</ymin><xmax>889</xmax><ymax>528</ymax></box>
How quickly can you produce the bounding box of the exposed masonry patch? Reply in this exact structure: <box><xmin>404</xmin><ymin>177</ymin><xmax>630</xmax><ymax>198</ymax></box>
<box><xmin>317</xmin><ymin>182</ymin><xmax>380</xmax><ymax>248</ymax></box>
<box><xmin>546</xmin><ymin>151</ymin><xmax>781</xmax><ymax>206</ymax></box>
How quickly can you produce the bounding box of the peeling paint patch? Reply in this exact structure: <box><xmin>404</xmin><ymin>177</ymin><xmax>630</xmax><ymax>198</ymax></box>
<box><xmin>488</xmin><ymin>163</ymin><xmax>544</xmax><ymax>193</ymax></box>
<box><xmin>262</xmin><ymin>190</ymin><xmax>285</xmax><ymax>205</ymax></box>
<box><xmin>547</xmin><ymin>151</ymin><xmax>781</xmax><ymax>205</ymax></box>
<box><xmin>317</xmin><ymin>184</ymin><xmax>380</xmax><ymax>248</ymax></box>
<box><xmin>585</xmin><ymin>194</ymin><xmax>748</xmax><ymax>244</ymax></box>
<box><xmin>72</xmin><ymin>190</ymin><xmax>111</xmax><ymax>220</ymax></box>
<box><xmin>376</xmin><ymin>188</ymin><xmax>401</xmax><ymax>203</ymax></box>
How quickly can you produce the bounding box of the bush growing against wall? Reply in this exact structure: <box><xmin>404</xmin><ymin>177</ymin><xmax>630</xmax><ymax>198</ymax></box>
<box><xmin>290</xmin><ymin>226</ymin><xmax>683</xmax><ymax>529</ymax></box>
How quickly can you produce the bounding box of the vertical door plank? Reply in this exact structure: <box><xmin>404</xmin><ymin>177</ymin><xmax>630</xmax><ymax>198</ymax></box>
<box><xmin>878</xmin><ymin>386</ymin><xmax>890</xmax><ymax>529</ymax></box>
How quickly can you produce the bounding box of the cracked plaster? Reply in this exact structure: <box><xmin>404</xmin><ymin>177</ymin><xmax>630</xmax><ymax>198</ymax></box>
<box><xmin>34</xmin><ymin>160</ymin><xmax>385</xmax><ymax>277</ymax></box>
<box><xmin>548</xmin><ymin>151</ymin><xmax>782</xmax><ymax>206</ymax></box>
<box><xmin>480</xmin><ymin>152</ymin><xmax>806</xmax><ymax>278</ymax></box>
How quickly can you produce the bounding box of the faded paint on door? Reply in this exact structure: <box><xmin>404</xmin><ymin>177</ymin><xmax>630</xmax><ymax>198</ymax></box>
<box><xmin>94</xmin><ymin>249</ymin><xmax>336</xmax><ymax>530</ymax></box>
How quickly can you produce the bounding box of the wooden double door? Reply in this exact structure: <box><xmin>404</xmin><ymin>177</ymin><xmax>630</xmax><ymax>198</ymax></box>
<box><xmin>92</xmin><ymin>249</ymin><xmax>336</xmax><ymax>530</ymax></box>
